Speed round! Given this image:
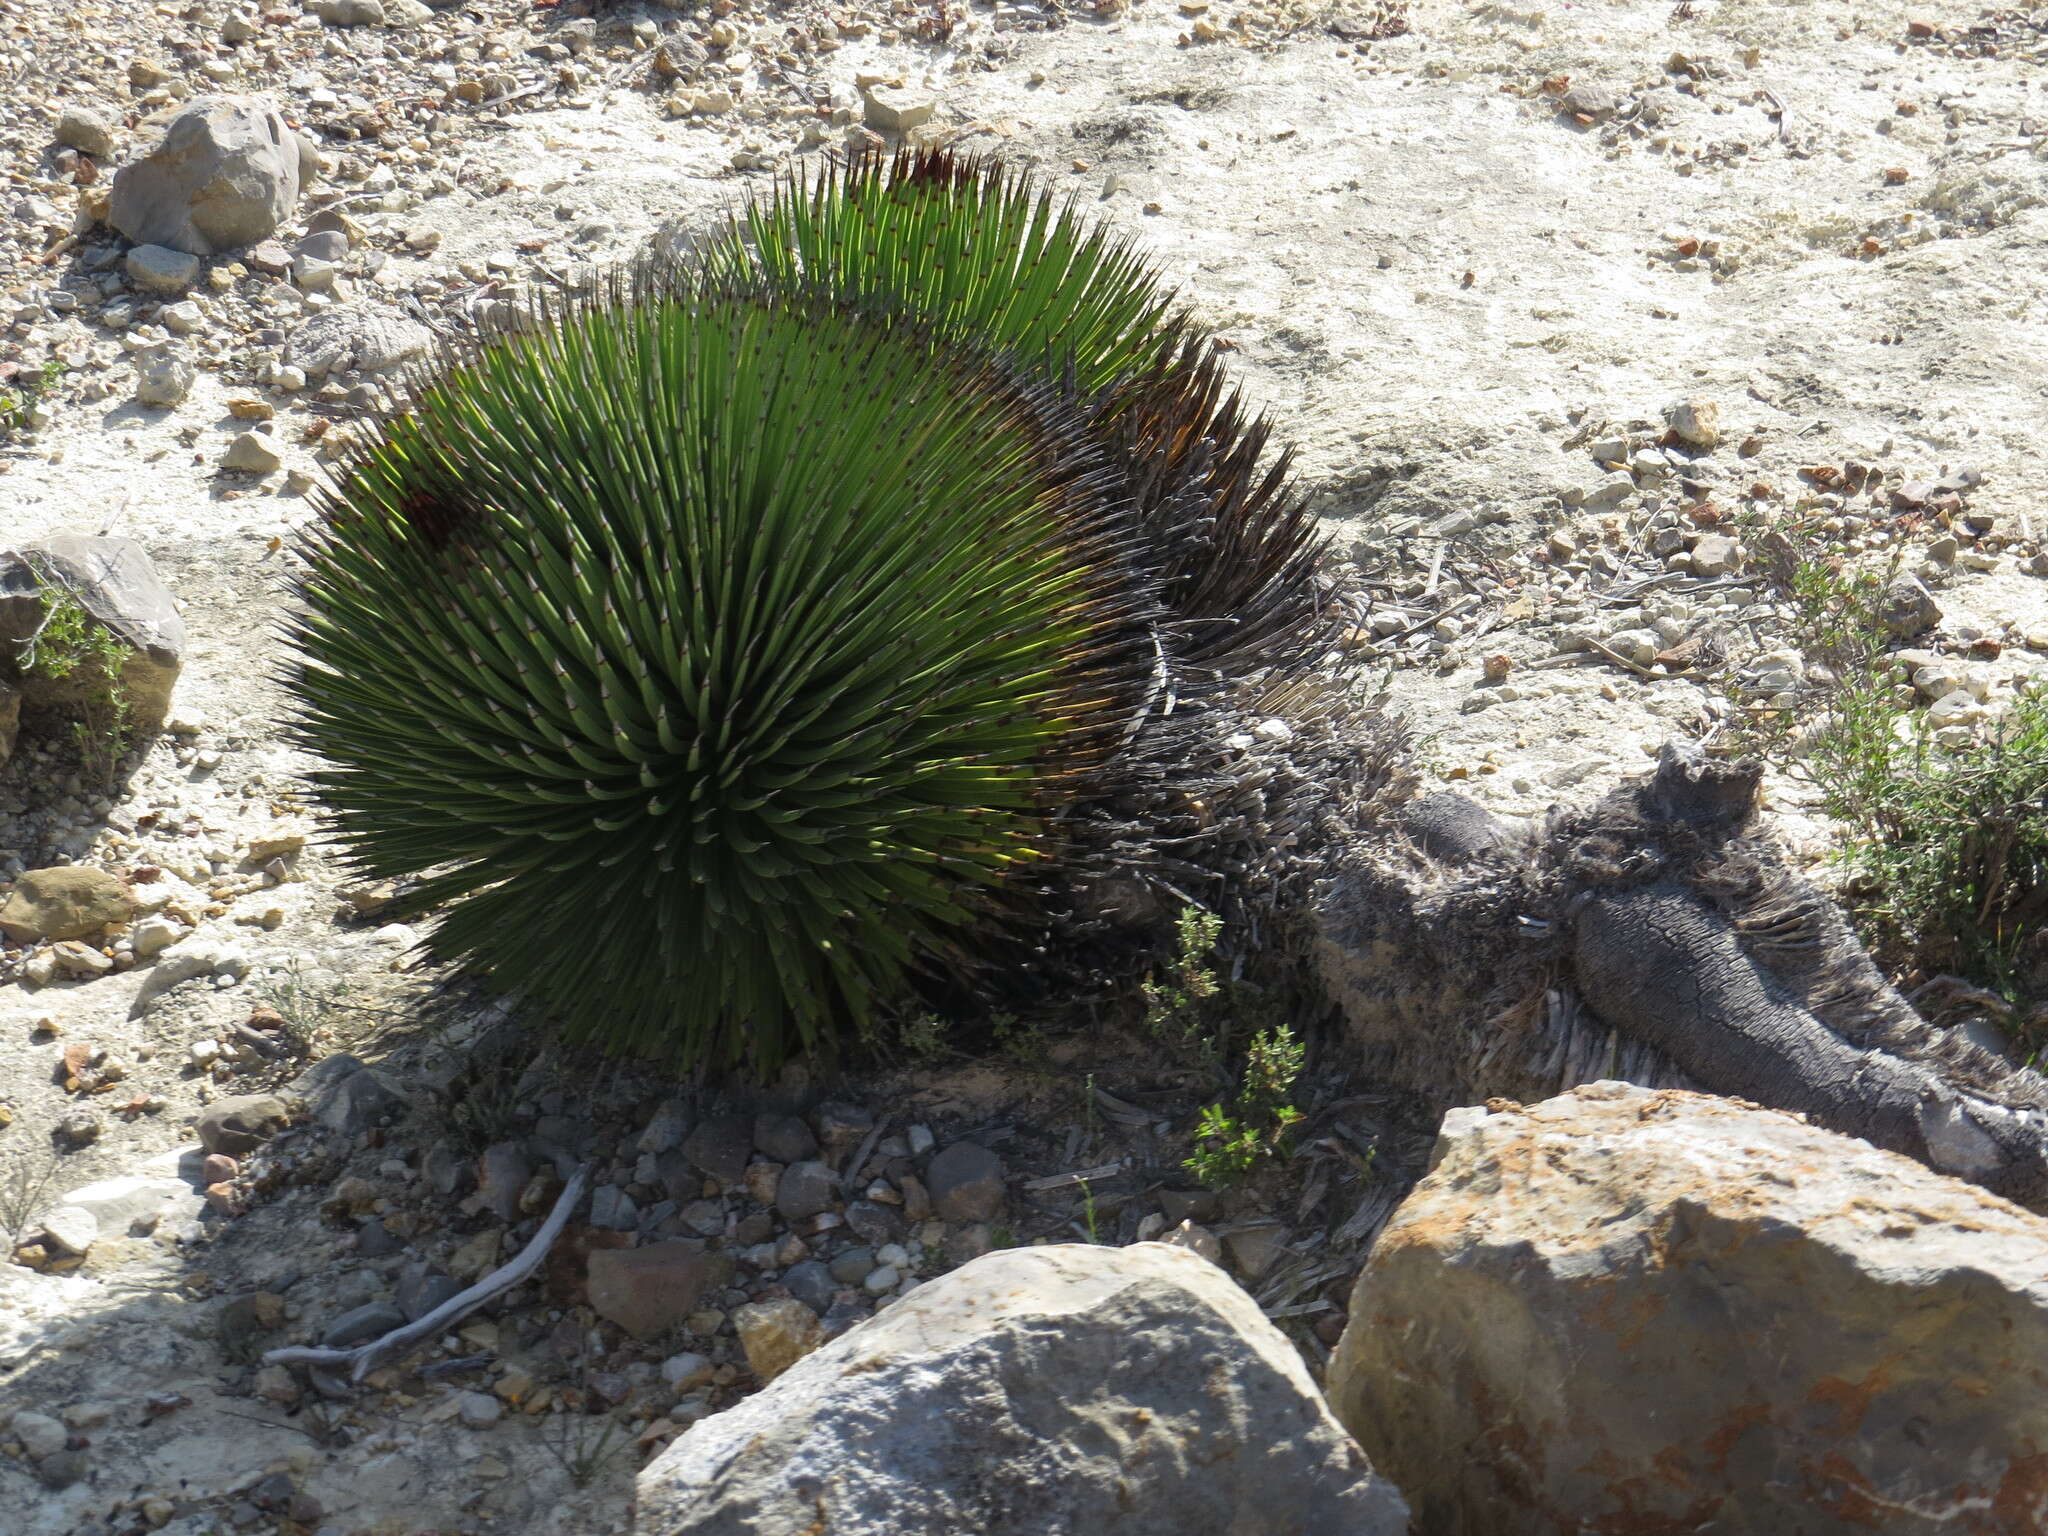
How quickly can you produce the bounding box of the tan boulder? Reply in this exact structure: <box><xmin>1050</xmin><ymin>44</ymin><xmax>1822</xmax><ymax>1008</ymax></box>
<box><xmin>0</xmin><ymin>866</ymin><xmax>138</xmax><ymax>943</ymax></box>
<box><xmin>1328</xmin><ymin>1081</ymin><xmax>2048</xmax><ymax>1535</ymax></box>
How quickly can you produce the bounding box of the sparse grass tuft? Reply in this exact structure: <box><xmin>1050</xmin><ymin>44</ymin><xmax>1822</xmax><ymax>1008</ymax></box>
<box><xmin>0</xmin><ymin>1146</ymin><xmax>62</xmax><ymax>1252</ymax></box>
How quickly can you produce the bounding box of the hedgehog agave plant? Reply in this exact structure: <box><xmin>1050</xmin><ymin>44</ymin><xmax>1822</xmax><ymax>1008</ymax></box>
<box><xmin>288</xmin><ymin>153</ymin><xmax>1338</xmax><ymax>1071</ymax></box>
<box><xmin>705</xmin><ymin>149</ymin><xmax>1328</xmax><ymax>682</ymax></box>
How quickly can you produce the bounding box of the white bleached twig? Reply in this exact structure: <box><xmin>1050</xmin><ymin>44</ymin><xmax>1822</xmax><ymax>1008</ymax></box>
<box><xmin>264</xmin><ymin>1162</ymin><xmax>592</xmax><ymax>1386</ymax></box>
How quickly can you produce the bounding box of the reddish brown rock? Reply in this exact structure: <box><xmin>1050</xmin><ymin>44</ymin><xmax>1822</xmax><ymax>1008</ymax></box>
<box><xmin>587</xmin><ymin>1243</ymin><xmax>733</xmax><ymax>1341</ymax></box>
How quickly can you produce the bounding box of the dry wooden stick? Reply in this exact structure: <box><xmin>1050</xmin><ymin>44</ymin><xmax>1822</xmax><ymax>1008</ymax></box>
<box><xmin>265</xmin><ymin>1162</ymin><xmax>592</xmax><ymax>1386</ymax></box>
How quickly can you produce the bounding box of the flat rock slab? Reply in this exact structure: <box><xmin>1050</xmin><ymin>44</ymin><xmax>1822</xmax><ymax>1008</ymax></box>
<box><xmin>1328</xmin><ymin>1081</ymin><xmax>2048</xmax><ymax>1535</ymax></box>
<box><xmin>639</xmin><ymin>1240</ymin><xmax>1407</xmax><ymax>1536</ymax></box>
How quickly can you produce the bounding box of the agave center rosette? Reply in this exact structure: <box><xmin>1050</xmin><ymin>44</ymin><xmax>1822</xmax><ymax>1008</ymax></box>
<box><xmin>288</xmin><ymin>279</ymin><xmax>1151</xmax><ymax>1067</ymax></box>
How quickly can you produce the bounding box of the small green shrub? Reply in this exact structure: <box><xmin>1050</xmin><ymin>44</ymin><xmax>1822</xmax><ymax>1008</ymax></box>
<box><xmin>1185</xmin><ymin>1024</ymin><xmax>1306</xmax><ymax>1189</ymax></box>
<box><xmin>1143</xmin><ymin>905</ymin><xmax>1224</xmax><ymax>1055</ymax></box>
<box><xmin>0</xmin><ymin>357</ymin><xmax>66</xmax><ymax>441</ymax></box>
<box><xmin>1746</xmin><ymin>542</ymin><xmax>2048</xmax><ymax>1011</ymax></box>
<box><xmin>17</xmin><ymin>584</ymin><xmax>132</xmax><ymax>782</ymax></box>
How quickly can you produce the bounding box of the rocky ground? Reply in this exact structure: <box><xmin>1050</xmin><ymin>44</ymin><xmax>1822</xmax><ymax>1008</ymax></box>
<box><xmin>2</xmin><ymin>0</ymin><xmax>2047</xmax><ymax>1530</ymax></box>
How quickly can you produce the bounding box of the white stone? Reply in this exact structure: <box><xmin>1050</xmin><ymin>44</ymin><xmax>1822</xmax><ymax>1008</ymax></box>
<box><xmin>63</xmin><ymin>1172</ymin><xmax>200</xmax><ymax>1237</ymax></box>
<box><xmin>40</xmin><ymin>1205</ymin><xmax>100</xmax><ymax>1256</ymax></box>
<box><xmin>661</xmin><ymin>1352</ymin><xmax>712</xmax><ymax>1389</ymax></box>
<box><xmin>132</xmin><ymin>915</ymin><xmax>184</xmax><ymax>957</ymax></box>
<box><xmin>9</xmin><ymin>1409</ymin><xmax>65</xmax><ymax>1460</ymax></box>
<box><xmin>110</xmin><ymin>97</ymin><xmax>312</xmax><ymax>257</ymax></box>
<box><xmin>130</xmin><ymin>346</ymin><xmax>193</xmax><ymax>409</ymax></box>
<box><xmin>456</xmin><ymin>1390</ymin><xmax>502</xmax><ymax>1428</ymax></box>
<box><xmin>862</xmin><ymin>85</ymin><xmax>935</xmax><ymax>133</ymax></box>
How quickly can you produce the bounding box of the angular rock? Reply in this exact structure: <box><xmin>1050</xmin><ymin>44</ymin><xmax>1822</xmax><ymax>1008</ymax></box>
<box><xmin>862</xmin><ymin>85</ymin><xmax>936</xmax><ymax>133</ymax></box>
<box><xmin>52</xmin><ymin>940</ymin><xmax>112</xmax><ymax>978</ymax></box>
<box><xmin>37</xmin><ymin>1448</ymin><xmax>89</xmax><ymax>1489</ymax></box>
<box><xmin>813</xmin><ymin>1101</ymin><xmax>873</xmax><ymax>1161</ymax></box>
<box><xmin>1880</xmin><ymin>575</ymin><xmax>1943</xmax><ymax>638</ymax></box>
<box><xmin>195</xmin><ymin>1093</ymin><xmax>289</xmax><ymax>1155</ymax></box>
<box><xmin>56</xmin><ymin>1173</ymin><xmax>198</xmax><ymax>1236</ymax></box>
<box><xmin>926</xmin><ymin>1141</ymin><xmax>1004</xmax><ymax>1223</ymax></box>
<box><xmin>682</xmin><ymin>1114</ymin><xmax>753</xmax><ymax>1187</ymax></box>
<box><xmin>1329</xmin><ymin>1082</ymin><xmax>2048</xmax><ymax>1535</ymax></box>
<box><xmin>843</xmin><ymin>1198</ymin><xmax>903</xmax><ymax>1245</ymax></box>
<box><xmin>477</xmin><ymin>1141</ymin><xmax>530</xmax><ymax>1224</ymax></box>
<box><xmin>56</xmin><ymin>103</ymin><xmax>119</xmax><ymax>159</ymax></box>
<box><xmin>1665</xmin><ymin>396</ymin><xmax>1720</xmax><ymax>450</ymax></box>
<box><xmin>637</xmin><ymin>1099</ymin><xmax>690</xmax><ymax>1156</ymax></box>
<box><xmin>1558</xmin><ymin>81</ymin><xmax>1617</xmax><ymax>121</ymax></box>
<box><xmin>0</xmin><ymin>679</ymin><xmax>17</xmax><ymax>765</ymax></box>
<box><xmin>587</xmin><ymin>1243</ymin><xmax>733</xmax><ymax>1341</ymax></box>
<box><xmin>731</xmin><ymin>1296</ymin><xmax>823</xmax><ymax>1383</ymax></box>
<box><xmin>223</xmin><ymin>430</ymin><xmax>282</xmax><ymax>474</ymax></box>
<box><xmin>133</xmin><ymin>343</ymin><xmax>196</xmax><ymax>407</ymax></box>
<box><xmin>39</xmin><ymin>1205</ymin><xmax>99</xmax><ymax>1257</ymax></box>
<box><xmin>395</xmin><ymin>1266</ymin><xmax>463</xmax><ymax>1322</ymax></box>
<box><xmin>1689</xmin><ymin>532</ymin><xmax>1742</xmax><ymax>577</ymax></box>
<box><xmin>10</xmin><ymin>1409</ymin><xmax>66</xmax><ymax>1460</ymax></box>
<box><xmin>0</xmin><ymin>534</ymin><xmax>186</xmax><ymax>739</ymax></box>
<box><xmin>422</xmin><ymin>1142</ymin><xmax>474</xmax><ymax>1198</ymax></box>
<box><xmin>590</xmin><ymin>1184</ymin><xmax>638</xmax><ymax>1231</ymax></box>
<box><xmin>783</xmin><ymin>1259</ymin><xmax>837</xmax><ymax>1313</ymax></box>
<box><xmin>0</xmin><ymin>866</ymin><xmax>137</xmax><ymax>943</ymax></box>
<box><xmin>125</xmin><ymin>243</ymin><xmax>202</xmax><ymax>295</ymax></box>
<box><xmin>109</xmin><ymin>96</ymin><xmax>312</xmax><ymax>256</ymax></box>
<box><xmin>661</xmin><ymin>1351</ymin><xmax>714</xmax><ymax>1390</ymax></box>
<box><xmin>130</xmin><ymin>915</ymin><xmax>183</xmax><ymax>957</ymax></box>
<box><xmin>641</xmin><ymin>1243</ymin><xmax>1406</xmax><ymax>1534</ymax></box>
<box><xmin>322</xmin><ymin>1301</ymin><xmax>405</xmax><ymax>1348</ymax></box>
<box><xmin>294</xmin><ymin>1054</ymin><xmax>405</xmax><ymax>1136</ymax></box>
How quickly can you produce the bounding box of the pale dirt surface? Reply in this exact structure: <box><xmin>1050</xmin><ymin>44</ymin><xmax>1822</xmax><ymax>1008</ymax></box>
<box><xmin>2</xmin><ymin>0</ymin><xmax>2046</xmax><ymax>1530</ymax></box>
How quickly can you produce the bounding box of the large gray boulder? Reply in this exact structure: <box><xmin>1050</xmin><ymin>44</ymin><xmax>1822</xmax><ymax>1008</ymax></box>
<box><xmin>1328</xmin><ymin>1081</ymin><xmax>2048</xmax><ymax>1535</ymax></box>
<box><xmin>0</xmin><ymin>534</ymin><xmax>184</xmax><ymax>753</ymax></box>
<box><xmin>639</xmin><ymin>1241</ymin><xmax>1407</xmax><ymax>1535</ymax></box>
<box><xmin>108</xmin><ymin>96</ymin><xmax>315</xmax><ymax>257</ymax></box>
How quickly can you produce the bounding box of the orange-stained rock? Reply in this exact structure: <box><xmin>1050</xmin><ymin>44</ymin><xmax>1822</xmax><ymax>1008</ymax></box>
<box><xmin>1328</xmin><ymin>1081</ymin><xmax>2048</xmax><ymax>1536</ymax></box>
